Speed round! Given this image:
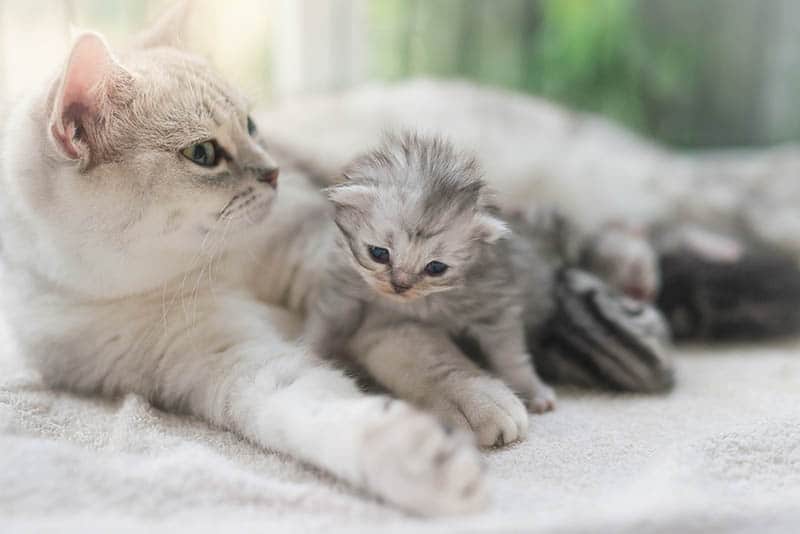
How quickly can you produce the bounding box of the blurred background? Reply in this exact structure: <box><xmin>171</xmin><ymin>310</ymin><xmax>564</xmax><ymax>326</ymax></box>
<box><xmin>1</xmin><ymin>0</ymin><xmax>799</xmax><ymax>148</ymax></box>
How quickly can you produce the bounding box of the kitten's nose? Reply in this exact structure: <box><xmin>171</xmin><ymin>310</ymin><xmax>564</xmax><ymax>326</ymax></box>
<box><xmin>257</xmin><ymin>167</ymin><xmax>279</xmax><ymax>188</ymax></box>
<box><xmin>391</xmin><ymin>280</ymin><xmax>412</xmax><ymax>294</ymax></box>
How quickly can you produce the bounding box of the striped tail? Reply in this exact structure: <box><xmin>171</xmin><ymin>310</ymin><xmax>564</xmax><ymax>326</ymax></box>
<box><xmin>535</xmin><ymin>269</ymin><xmax>674</xmax><ymax>393</ymax></box>
<box><xmin>658</xmin><ymin>249</ymin><xmax>800</xmax><ymax>341</ymax></box>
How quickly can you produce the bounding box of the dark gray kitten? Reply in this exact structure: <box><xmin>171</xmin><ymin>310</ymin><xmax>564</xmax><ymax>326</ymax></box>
<box><xmin>306</xmin><ymin>133</ymin><xmax>557</xmax><ymax>413</ymax></box>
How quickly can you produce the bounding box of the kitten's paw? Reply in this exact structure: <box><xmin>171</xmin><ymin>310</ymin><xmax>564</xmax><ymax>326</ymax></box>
<box><xmin>501</xmin><ymin>368</ymin><xmax>557</xmax><ymax>414</ymax></box>
<box><xmin>431</xmin><ymin>376</ymin><xmax>529</xmax><ymax>448</ymax></box>
<box><xmin>362</xmin><ymin>400</ymin><xmax>488</xmax><ymax>516</ymax></box>
<box><xmin>523</xmin><ymin>382</ymin><xmax>557</xmax><ymax>414</ymax></box>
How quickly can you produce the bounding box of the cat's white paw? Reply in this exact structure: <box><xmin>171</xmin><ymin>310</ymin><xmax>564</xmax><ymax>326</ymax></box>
<box><xmin>361</xmin><ymin>400</ymin><xmax>488</xmax><ymax>516</ymax></box>
<box><xmin>429</xmin><ymin>375</ymin><xmax>529</xmax><ymax>447</ymax></box>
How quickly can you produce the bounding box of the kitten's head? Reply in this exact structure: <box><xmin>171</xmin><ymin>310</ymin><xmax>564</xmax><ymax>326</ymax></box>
<box><xmin>2</xmin><ymin>2</ymin><xmax>279</xmax><ymax>295</ymax></box>
<box><xmin>329</xmin><ymin>133</ymin><xmax>508</xmax><ymax>301</ymax></box>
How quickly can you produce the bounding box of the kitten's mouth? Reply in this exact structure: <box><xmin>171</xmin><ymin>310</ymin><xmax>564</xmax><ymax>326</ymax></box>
<box><xmin>217</xmin><ymin>186</ymin><xmax>275</xmax><ymax>225</ymax></box>
<box><xmin>374</xmin><ymin>282</ymin><xmax>424</xmax><ymax>302</ymax></box>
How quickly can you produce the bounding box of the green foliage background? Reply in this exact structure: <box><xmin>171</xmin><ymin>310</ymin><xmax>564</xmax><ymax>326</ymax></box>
<box><xmin>63</xmin><ymin>0</ymin><xmax>800</xmax><ymax>149</ymax></box>
<box><xmin>368</xmin><ymin>0</ymin><xmax>800</xmax><ymax>148</ymax></box>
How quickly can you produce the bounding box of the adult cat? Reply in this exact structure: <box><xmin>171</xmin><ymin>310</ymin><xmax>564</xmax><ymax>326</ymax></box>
<box><xmin>260</xmin><ymin>80</ymin><xmax>800</xmax><ymax>341</ymax></box>
<box><xmin>0</xmin><ymin>6</ymin><xmax>486</xmax><ymax>516</ymax></box>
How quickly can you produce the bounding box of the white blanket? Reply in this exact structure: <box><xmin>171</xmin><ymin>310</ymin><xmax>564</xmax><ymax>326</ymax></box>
<box><xmin>3</xmin><ymin>81</ymin><xmax>800</xmax><ymax>532</ymax></box>
<box><xmin>3</xmin><ymin>308</ymin><xmax>799</xmax><ymax>533</ymax></box>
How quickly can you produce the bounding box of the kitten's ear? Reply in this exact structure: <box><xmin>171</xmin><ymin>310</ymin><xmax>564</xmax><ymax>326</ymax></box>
<box><xmin>49</xmin><ymin>33</ymin><xmax>133</xmax><ymax>161</ymax></box>
<box><xmin>475</xmin><ymin>214</ymin><xmax>511</xmax><ymax>243</ymax></box>
<box><xmin>133</xmin><ymin>0</ymin><xmax>191</xmax><ymax>49</ymax></box>
<box><xmin>327</xmin><ymin>183</ymin><xmax>375</xmax><ymax>212</ymax></box>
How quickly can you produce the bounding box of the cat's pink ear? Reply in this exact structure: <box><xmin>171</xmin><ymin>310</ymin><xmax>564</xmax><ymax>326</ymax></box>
<box><xmin>49</xmin><ymin>33</ymin><xmax>129</xmax><ymax>160</ymax></box>
<box><xmin>327</xmin><ymin>184</ymin><xmax>375</xmax><ymax>212</ymax></box>
<box><xmin>475</xmin><ymin>214</ymin><xmax>510</xmax><ymax>243</ymax></box>
<box><xmin>134</xmin><ymin>0</ymin><xmax>192</xmax><ymax>49</ymax></box>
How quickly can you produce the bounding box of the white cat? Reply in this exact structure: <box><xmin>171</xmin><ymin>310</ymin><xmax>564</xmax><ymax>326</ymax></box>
<box><xmin>0</xmin><ymin>5</ymin><xmax>487</xmax><ymax>516</ymax></box>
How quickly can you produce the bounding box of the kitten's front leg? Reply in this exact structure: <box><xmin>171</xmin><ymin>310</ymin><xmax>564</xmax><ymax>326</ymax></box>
<box><xmin>471</xmin><ymin>315</ymin><xmax>556</xmax><ymax>414</ymax></box>
<box><xmin>348</xmin><ymin>321</ymin><xmax>528</xmax><ymax>447</ymax></box>
<box><xmin>304</xmin><ymin>282</ymin><xmax>364</xmax><ymax>358</ymax></box>
<box><xmin>148</xmin><ymin>300</ymin><xmax>486</xmax><ymax>516</ymax></box>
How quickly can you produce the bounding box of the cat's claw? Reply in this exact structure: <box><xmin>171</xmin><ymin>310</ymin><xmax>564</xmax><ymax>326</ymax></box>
<box><xmin>361</xmin><ymin>400</ymin><xmax>488</xmax><ymax>516</ymax></box>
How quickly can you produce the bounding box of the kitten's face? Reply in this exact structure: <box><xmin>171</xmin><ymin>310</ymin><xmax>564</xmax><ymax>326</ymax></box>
<box><xmin>330</xmin><ymin>135</ymin><xmax>507</xmax><ymax>302</ymax></box>
<box><xmin>338</xmin><ymin>202</ymin><xmax>486</xmax><ymax>301</ymax></box>
<box><xmin>3</xmin><ymin>12</ymin><xmax>279</xmax><ymax>295</ymax></box>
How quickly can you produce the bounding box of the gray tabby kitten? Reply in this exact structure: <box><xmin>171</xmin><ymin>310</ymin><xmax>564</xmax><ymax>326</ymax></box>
<box><xmin>306</xmin><ymin>133</ymin><xmax>557</xmax><ymax>432</ymax></box>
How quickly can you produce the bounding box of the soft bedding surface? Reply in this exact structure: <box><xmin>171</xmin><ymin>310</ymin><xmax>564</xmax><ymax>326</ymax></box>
<box><xmin>2</xmin><ymin>311</ymin><xmax>799</xmax><ymax>533</ymax></box>
<box><xmin>3</xmin><ymin>81</ymin><xmax>800</xmax><ymax>533</ymax></box>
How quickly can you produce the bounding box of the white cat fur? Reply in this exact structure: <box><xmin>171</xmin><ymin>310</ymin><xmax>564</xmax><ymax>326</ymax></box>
<box><xmin>0</xmin><ymin>7</ymin><xmax>487</xmax><ymax>516</ymax></box>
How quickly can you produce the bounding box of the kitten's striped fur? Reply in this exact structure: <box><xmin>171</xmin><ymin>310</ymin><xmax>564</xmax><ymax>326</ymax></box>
<box><xmin>307</xmin><ymin>134</ymin><xmax>674</xmax><ymax>447</ymax></box>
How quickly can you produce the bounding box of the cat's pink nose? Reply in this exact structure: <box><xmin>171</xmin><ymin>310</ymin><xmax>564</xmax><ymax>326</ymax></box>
<box><xmin>258</xmin><ymin>167</ymin><xmax>279</xmax><ymax>188</ymax></box>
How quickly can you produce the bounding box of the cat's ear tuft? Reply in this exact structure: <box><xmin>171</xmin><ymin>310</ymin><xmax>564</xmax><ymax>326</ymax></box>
<box><xmin>474</xmin><ymin>214</ymin><xmax>511</xmax><ymax>243</ymax></box>
<box><xmin>49</xmin><ymin>32</ymin><xmax>132</xmax><ymax>161</ymax></box>
<box><xmin>327</xmin><ymin>184</ymin><xmax>375</xmax><ymax>212</ymax></box>
<box><xmin>134</xmin><ymin>0</ymin><xmax>192</xmax><ymax>50</ymax></box>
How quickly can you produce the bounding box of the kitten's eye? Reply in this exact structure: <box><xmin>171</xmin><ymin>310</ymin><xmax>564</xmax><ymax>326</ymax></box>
<box><xmin>247</xmin><ymin>116</ymin><xmax>257</xmax><ymax>137</ymax></box>
<box><xmin>368</xmin><ymin>246</ymin><xmax>390</xmax><ymax>264</ymax></box>
<box><xmin>424</xmin><ymin>261</ymin><xmax>449</xmax><ymax>276</ymax></box>
<box><xmin>181</xmin><ymin>141</ymin><xmax>218</xmax><ymax>167</ymax></box>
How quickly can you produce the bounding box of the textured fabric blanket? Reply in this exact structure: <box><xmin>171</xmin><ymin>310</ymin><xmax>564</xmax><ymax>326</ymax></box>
<box><xmin>3</xmin><ymin>81</ymin><xmax>800</xmax><ymax>532</ymax></box>
<box><xmin>3</xmin><ymin>309</ymin><xmax>799</xmax><ymax>532</ymax></box>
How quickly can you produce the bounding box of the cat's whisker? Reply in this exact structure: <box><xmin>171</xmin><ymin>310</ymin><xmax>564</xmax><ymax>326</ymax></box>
<box><xmin>206</xmin><ymin>216</ymin><xmax>234</xmax><ymax>301</ymax></box>
<box><xmin>189</xmin><ymin>215</ymin><xmax>230</xmax><ymax>322</ymax></box>
<box><xmin>3</xmin><ymin>14</ymin><xmax>498</xmax><ymax>516</ymax></box>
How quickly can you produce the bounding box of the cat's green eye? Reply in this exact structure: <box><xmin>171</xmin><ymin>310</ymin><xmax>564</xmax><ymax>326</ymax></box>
<box><xmin>181</xmin><ymin>141</ymin><xmax>218</xmax><ymax>167</ymax></box>
<box><xmin>247</xmin><ymin>116</ymin><xmax>257</xmax><ymax>137</ymax></box>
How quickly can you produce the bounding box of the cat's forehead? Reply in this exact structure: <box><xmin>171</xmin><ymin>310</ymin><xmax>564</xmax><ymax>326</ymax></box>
<box><xmin>375</xmin><ymin>177</ymin><xmax>479</xmax><ymax>234</ymax></box>
<box><xmin>118</xmin><ymin>48</ymin><xmax>249</xmax><ymax>146</ymax></box>
<box><xmin>126</xmin><ymin>48</ymin><xmax>244</xmax><ymax>104</ymax></box>
<box><xmin>360</xmin><ymin>145</ymin><xmax>484</xmax><ymax>220</ymax></box>
<box><xmin>375</xmin><ymin>197</ymin><xmax>476</xmax><ymax>248</ymax></box>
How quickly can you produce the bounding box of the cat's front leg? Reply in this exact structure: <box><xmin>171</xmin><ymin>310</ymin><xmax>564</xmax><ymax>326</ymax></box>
<box><xmin>348</xmin><ymin>321</ymin><xmax>528</xmax><ymax>447</ymax></box>
<box><xmin>304</xmin><ymin>281</ymin><xmax>364</xmax><ymax>358</ymax></box>
<box><xmin>150</xmin><ymin>300</ymin><xmax>486</xmax><ymax>516</ymax></box>
<box><xmin>470</xmin><ymin>316</ymin><xmax>556</xmax><ymax>414</ymax></box>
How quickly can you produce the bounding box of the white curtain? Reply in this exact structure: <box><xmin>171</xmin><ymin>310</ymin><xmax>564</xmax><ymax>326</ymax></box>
<box><xmin>0</xmin><ymin>0</ymin><xmax>368</xmax><ymax>105</ymax></box>
<box><xmin>272</xmin><ymin>0</ymin><xmax>366</xmax><ymax>100</ymax></box>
